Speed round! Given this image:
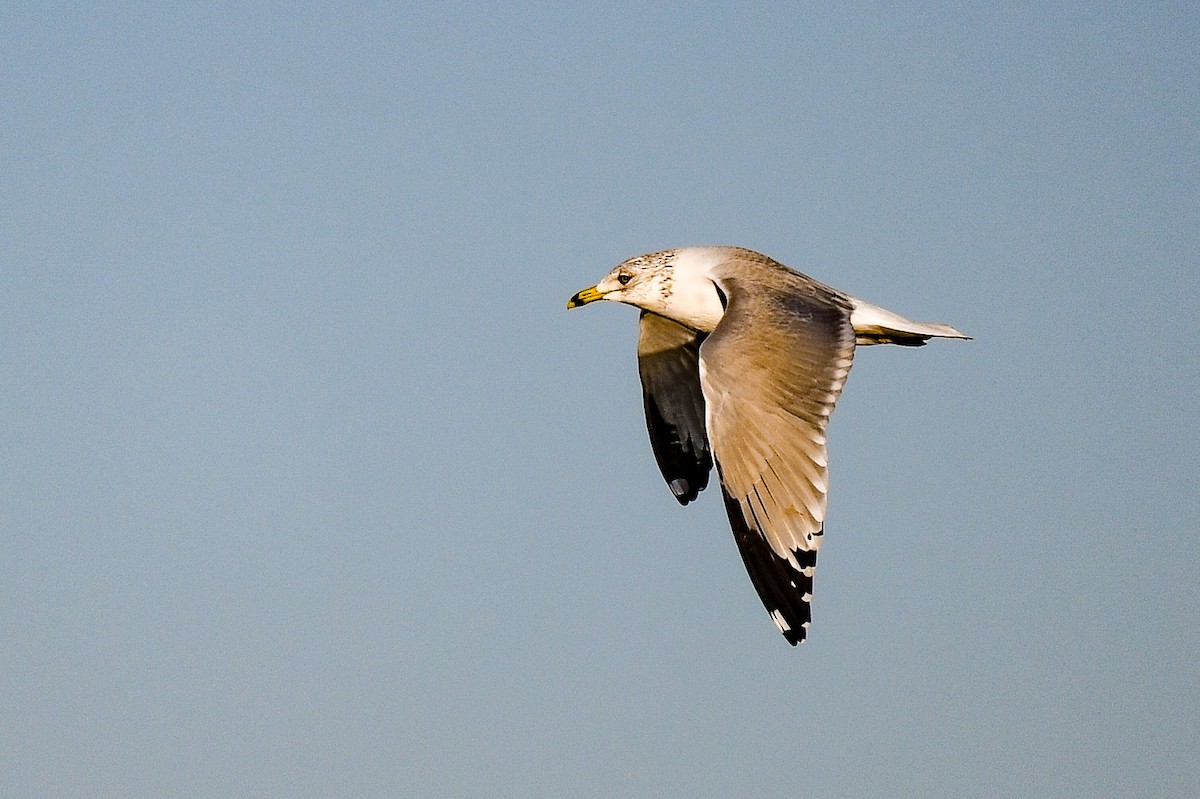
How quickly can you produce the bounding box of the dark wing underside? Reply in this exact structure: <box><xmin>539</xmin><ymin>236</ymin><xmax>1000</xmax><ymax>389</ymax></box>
<box><xmin>637</xmin><ymin>311</ymin><xmax>712</xmax><ymax>504</ymax></box>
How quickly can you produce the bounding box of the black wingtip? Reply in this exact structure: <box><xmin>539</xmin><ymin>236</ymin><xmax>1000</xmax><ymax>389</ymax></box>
<box><xmin>669</xmin><ymin>478</ymin><xmax>693</xmax><ymax>504</ymax></box>
<box><xmin>667</xmin><ymin>474</ymin><xmax>710</xmax><ymax>505</ymax></box>
<box><xmin>721</xmin><ymin>486</ymin><xmax>817</xmax><ymax>647</ymax></box>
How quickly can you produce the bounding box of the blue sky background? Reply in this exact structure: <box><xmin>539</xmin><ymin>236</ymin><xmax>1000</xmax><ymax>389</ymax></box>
<box><xmin>3</xmin><ymin>4</ymin><xmax>1197</xmax><ymax>797</ymax></box>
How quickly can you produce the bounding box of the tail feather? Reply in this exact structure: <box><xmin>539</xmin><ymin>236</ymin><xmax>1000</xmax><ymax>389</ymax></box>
<box><xmin>849</xmin><ymin>299</ymin><xmax>970</xmax><ymax>346</ymax></box>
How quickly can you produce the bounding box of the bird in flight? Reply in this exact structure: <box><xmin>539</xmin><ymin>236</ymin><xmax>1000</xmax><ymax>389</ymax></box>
<box><xmin>568</xmin><ymin>246</ymin><xmax>969</xmax><ymax>644</ymax></box>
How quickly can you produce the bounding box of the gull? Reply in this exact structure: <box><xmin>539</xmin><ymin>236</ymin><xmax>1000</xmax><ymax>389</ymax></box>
<box><xmin>568</xmin><ymin>246</ymin><xmax>969</xmax><ymax>645</ymax></box>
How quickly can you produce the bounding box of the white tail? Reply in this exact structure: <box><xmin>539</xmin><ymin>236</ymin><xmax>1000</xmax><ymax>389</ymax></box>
<box><xmin>849</xmin><ymin>299</ymin><xmax>971</xmax><ymax>347</ymax></box>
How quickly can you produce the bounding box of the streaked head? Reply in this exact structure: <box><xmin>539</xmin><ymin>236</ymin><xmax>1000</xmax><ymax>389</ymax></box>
<box><xmin>567</xmin><ymin>249</ymin><xmax>679</xmax><ymax>312</ymax></box>
<box><xmin>568</xmin><ymin>248</ymin><xmax>727</xmax><ymax>332</ymax></box>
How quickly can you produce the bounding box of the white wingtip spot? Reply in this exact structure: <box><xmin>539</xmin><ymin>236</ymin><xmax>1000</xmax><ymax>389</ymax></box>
<box><xmin>801</xmin><ymin>592</ymin><xmax>813</xmax><ymax>602</ymax></box>
<box><xmin>770</xmin><ymin>609</ymin><xmax>790</xmax><ymax>633</ymax></box>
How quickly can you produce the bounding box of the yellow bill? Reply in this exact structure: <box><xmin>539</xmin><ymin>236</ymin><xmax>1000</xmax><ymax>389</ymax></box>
<box><xmin>567</xmin><ymin>284</ymin><xmax>605</xmax><ymax>309</ymax></box>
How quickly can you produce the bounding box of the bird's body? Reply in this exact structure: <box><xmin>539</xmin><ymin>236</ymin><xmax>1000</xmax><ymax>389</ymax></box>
<box><xmin>568</xmin><ymin>246</ymin><xmax>968</xmax><ymax>645</ymax></box>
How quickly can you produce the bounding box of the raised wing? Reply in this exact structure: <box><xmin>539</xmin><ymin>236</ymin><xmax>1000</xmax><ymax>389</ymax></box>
<box><xmin>637</xmin><ymin>311</ymin><xmax>712</xmax><ymax>504</ymax></box>
<box><xmin>699</xmin><ymin>262</ymin><xmax>856</xmax><ymax>644</ymax></box>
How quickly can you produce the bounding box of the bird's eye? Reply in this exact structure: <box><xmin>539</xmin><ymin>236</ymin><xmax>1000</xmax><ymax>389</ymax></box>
<box><xmin>617</xmin><ymin>272</ymin><xmax>632</xmax><ymax>285</ymax></box>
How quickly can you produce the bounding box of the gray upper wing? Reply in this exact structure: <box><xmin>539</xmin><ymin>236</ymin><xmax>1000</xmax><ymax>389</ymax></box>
<box><xmin>637</xmin><ymin>311</ymin><xmax>712</xmax><ymax>504</ymax></box>
<box><xmin>698</xmin><ymin>258</ymin><xmax>857</xmax><ymax>643</ymax></box>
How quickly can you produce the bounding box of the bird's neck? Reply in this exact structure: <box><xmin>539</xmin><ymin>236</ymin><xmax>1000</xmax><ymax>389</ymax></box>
<box><xmin>658</xmin><ymin>249</ymin><xmax>727</xmax><ymax>333</ymax></box>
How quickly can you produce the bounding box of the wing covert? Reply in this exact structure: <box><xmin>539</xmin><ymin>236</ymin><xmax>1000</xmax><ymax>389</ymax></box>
<box><xmin>699</xmin><ymin>259</ymin><xmax>857</xmax><ymax>642</ymax></box>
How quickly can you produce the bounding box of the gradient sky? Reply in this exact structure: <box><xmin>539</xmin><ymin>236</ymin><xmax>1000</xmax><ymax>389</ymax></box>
<box><xmin>3</xmin><ymin>4</ymin><xmax>1197</xmax><ymax>797</ymax></box>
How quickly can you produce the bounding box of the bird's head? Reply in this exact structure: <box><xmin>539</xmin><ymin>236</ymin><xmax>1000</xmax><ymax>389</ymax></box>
<box><xmin>568</xmin><ymin>248</ymin><xmax>726</xmax><ymax>332</ymax></box>
<box><xmin>567</xmin><ymin>250</ymin><xmax>677</xmax><ymax>313</ymax></box>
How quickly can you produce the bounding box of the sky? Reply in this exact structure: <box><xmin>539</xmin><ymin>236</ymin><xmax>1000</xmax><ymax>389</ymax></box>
<box><xmin>2</xmin><ymin>3</ymin><xmax>1197</xmax><ymax>797</ymax></box>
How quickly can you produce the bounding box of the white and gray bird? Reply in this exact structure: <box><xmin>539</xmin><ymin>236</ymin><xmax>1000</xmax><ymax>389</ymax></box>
<box><xmin>568</xmin><ymin>246</ymin><xmax>969</xmax><ymax>645</ymax></box>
